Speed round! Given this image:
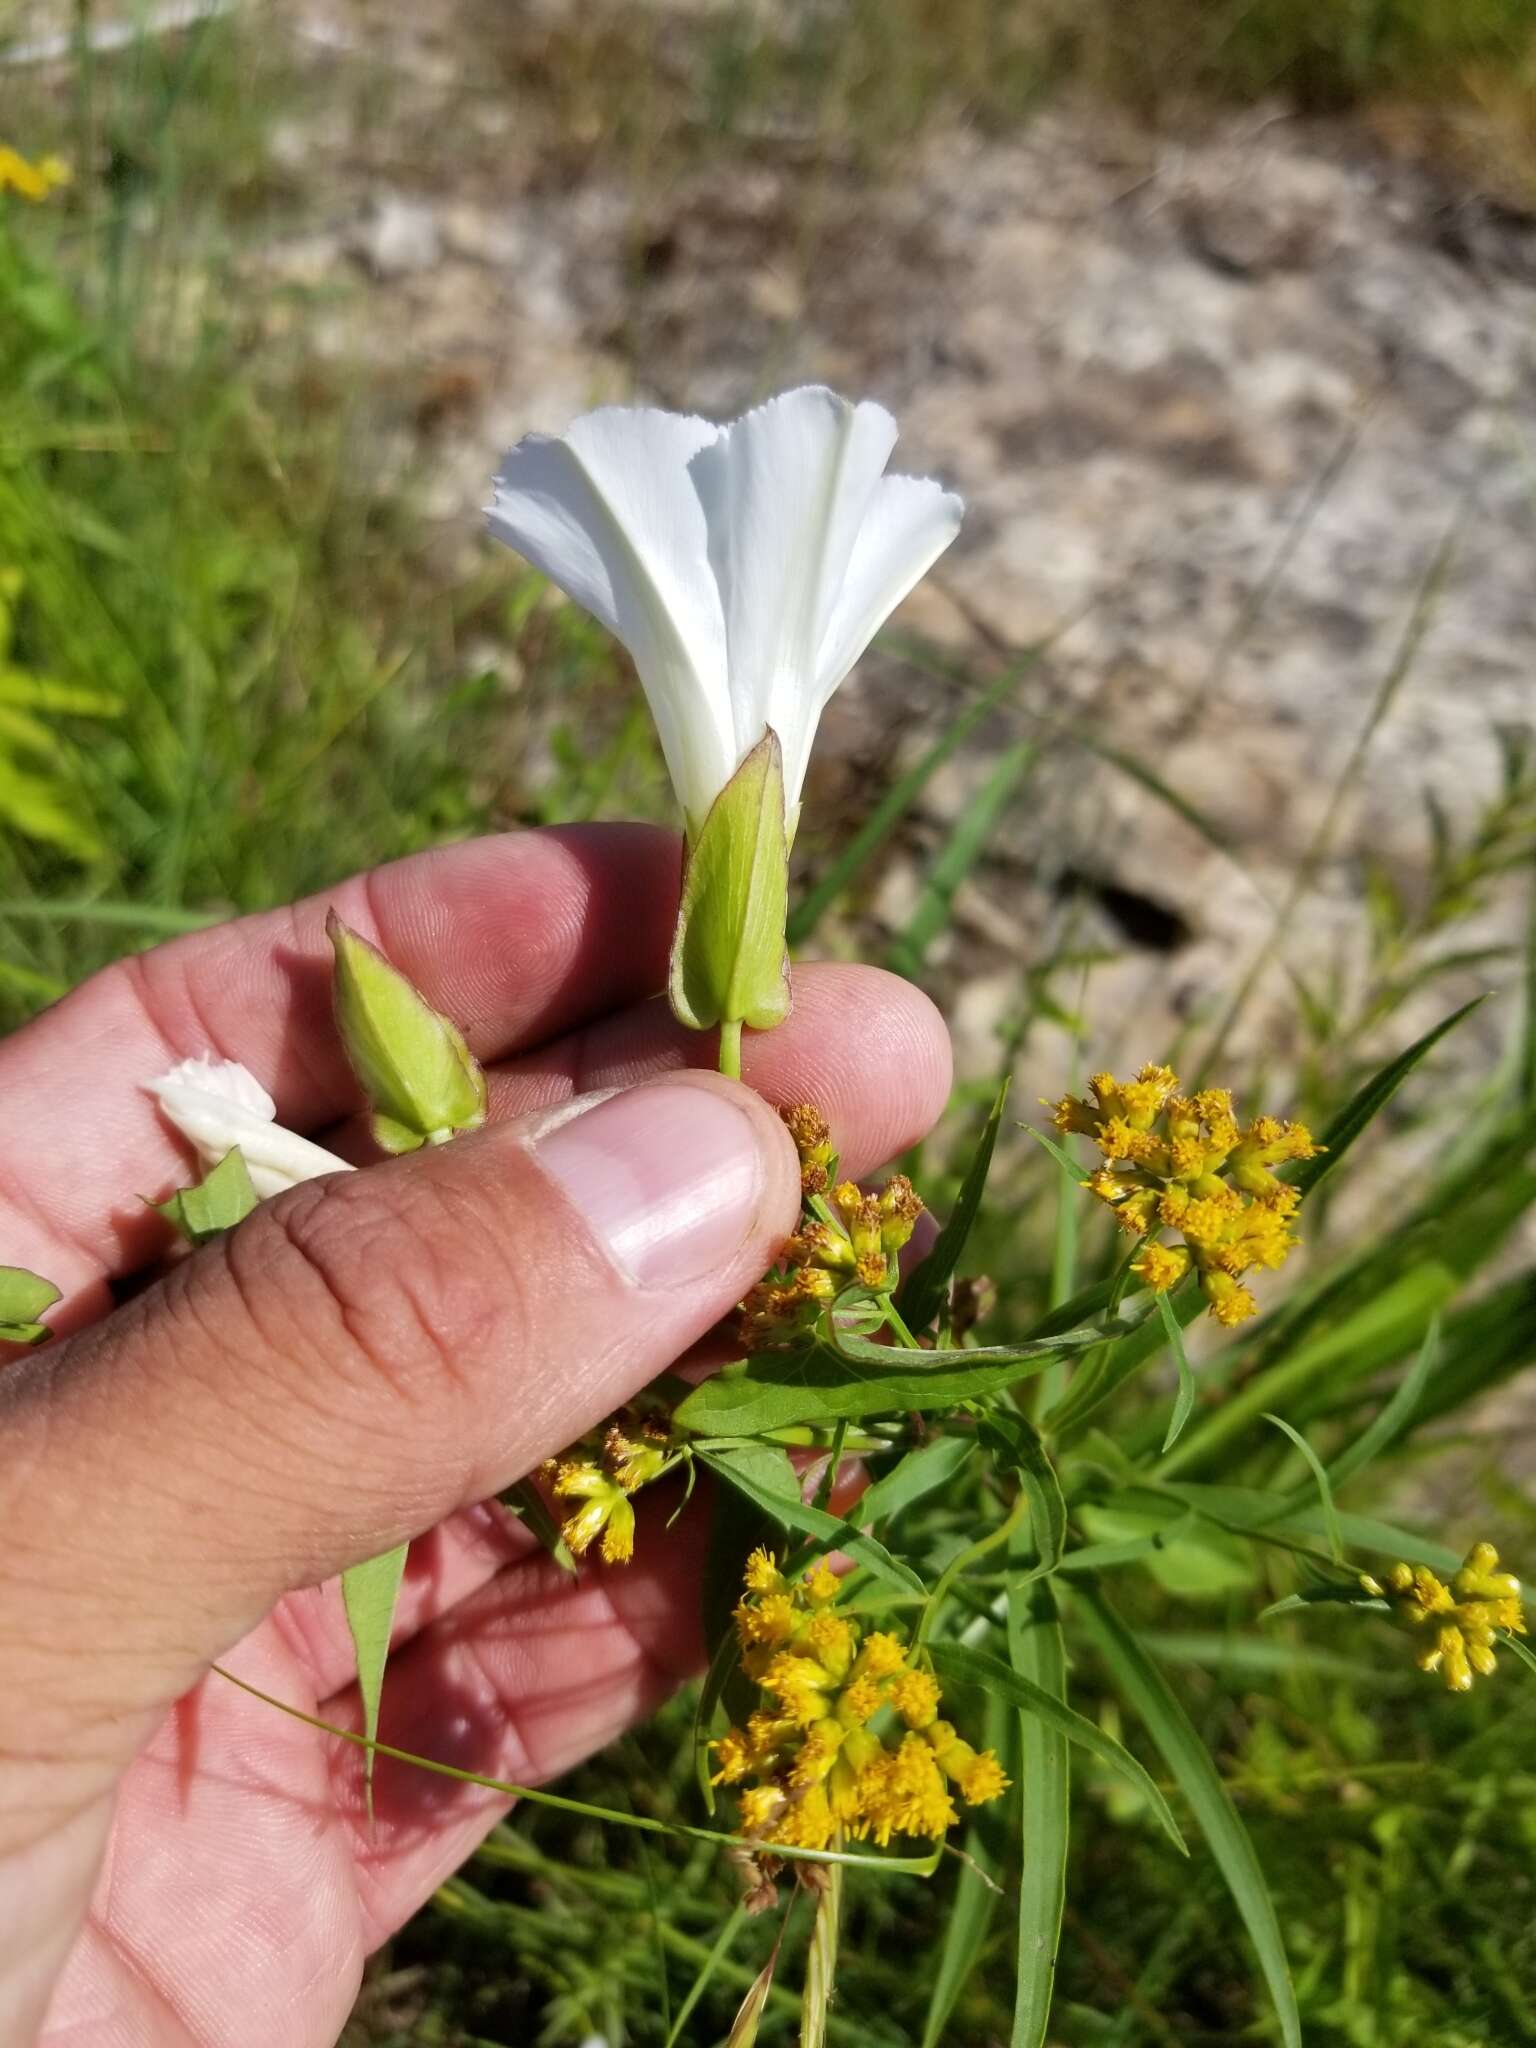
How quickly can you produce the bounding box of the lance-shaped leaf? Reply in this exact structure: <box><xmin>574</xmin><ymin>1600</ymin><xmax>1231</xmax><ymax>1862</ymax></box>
<box><xmin>669</xmin><ymin>729</ymin><xmax>791</xmax><ymax>1033</ymax></box>
<box><xmin>1072</xmin><ymin>1583</ymin><xmax>1301</xmax><ymax>2048</ymax></box>
<box><xmin>0</xmin><ymin>1264</ymin><xmax>61</xmax><ymax>1345</ymax></box>
<box><xmin>154</xmin><ymin>1146</ymin><xmax>259</xmax><ymax>1246</ymax></box>
<box><xmin>902</xmin><ymin>1075</ymin><xmax>1010</xmax><ymax>1336</ymax></box>
<box><xmin>342</xmin><ymin>1541</ymin><xmax>409</xmax><ymax>1821</ymax></box>
<box><xmin>328</xmin><ymin>912</ymin><xmax>487</xmax><ymax>1154</ymax></box>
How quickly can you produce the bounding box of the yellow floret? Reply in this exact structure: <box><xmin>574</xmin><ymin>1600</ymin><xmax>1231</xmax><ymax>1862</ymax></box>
<box><xmin>889</xmin><ymin>1667</ymin><xmax>942</xmax><ymax>1729</ymax></box>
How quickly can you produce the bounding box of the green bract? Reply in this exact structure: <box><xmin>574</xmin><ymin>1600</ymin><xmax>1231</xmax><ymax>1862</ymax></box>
<box><xmin>668</xmin><ymin>729</ymin><xmax>792</xmax><ymax>1042</ymax></box>
<box><xmin>327</xmin><ymin>911</ymin><xmax>488</xmax><ymax>1154</ymax></box>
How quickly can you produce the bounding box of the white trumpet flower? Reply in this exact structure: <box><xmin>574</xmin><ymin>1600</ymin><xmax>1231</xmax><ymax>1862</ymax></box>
<box><xmin>146</xmin><ymin>1054</ymin><xmax>353</xmax><ymax>1198</ymax></box>
<box><xmin>486</xmin><ymin>386</ymin><xmax>962</xmax><ymax>1058</ymax></box>
<box><xmin>486</xmin><ymin>385</ymin><xmax>962</xmax><ymax>839</ymax></box>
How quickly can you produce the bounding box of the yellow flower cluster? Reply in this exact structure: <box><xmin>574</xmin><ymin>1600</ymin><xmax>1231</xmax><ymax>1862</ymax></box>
<box><xmin>1050</xmin><ymin>1064</ymin><xmax>1320</xmax><ymax>1326</ymax></box>
<box><xmin>739</xmin><ymin>1104</ymin><xmax>923</xmax><ymax>1347</ymax></box>
<box><xmin>0</xmin><ymin>146</ymin><xmax>71</xmax><ymax>202</ymax></box>
<box><xmin>1364</xmin><ymin>1542</ymin><xmax>1526</xmax><ymax>1692</ymax></box>
<box><xmin>712</xmin><ymin>1550</ymin><xmax>1008</xmax><ymax>1853</ymax></box>
<box><xmin>548</xmin><ymin>1421</ymin><xmax>673</xmax><ymax>1565</ymax></box>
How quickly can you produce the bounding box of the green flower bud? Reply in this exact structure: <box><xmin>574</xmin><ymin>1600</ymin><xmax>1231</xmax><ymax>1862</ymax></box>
<box><xmin>327</xmin><ymin>911</ymin><xmax>487</xmax><ymax>1153</ymax></box>
<box><xmin>668</xmin><ymin>729</ymin><xmax>791</xmax><ymax>1056</ymax></box>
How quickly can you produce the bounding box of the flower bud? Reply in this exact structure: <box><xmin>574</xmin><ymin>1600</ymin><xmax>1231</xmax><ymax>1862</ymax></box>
<box><xmin>327</xmin><ymin>912</ymin><xmax>487</xmax><ymax>1154</ymax></box>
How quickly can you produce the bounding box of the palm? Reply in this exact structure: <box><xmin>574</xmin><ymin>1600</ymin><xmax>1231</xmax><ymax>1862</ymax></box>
<box><xmin>46</xmin><ymin>1503</ymin><xmax>701</xmax><ymax>2046</ymax></box>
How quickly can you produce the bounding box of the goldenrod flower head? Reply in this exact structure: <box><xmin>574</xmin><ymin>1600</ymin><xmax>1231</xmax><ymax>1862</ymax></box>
<box><xmin>605</xmin><ymin>1424</ymin><xmax>670</xmax><ymax>1492</ymax></box>
<box><xmin>722</xmin><ymin>1555</ymin><xmax>1007</xmax><ymax>1851</ymax></box>
<box><xmin>552</xmin><ymin>1462</ymin><xmax>636</xmax><ymax>1563</ymax></box>
<box><xmin>744</xmin><ymin>1546</ymin><xmax>785</xmax><ymax>1595</ymax></box>
<box><xmin>1130</xmin><ymin>1241</ymin><xmax>1190</xmax><ymax>1294</ymax></box>
<box><xmin>1051</xmin><ymin>1063</ymin><xmax>1314</xmax><ymax>1326</ymax></box>
<box><xmin>0</xmin><ymin>146</ymin><xmax>71</xmax><ymax>203</ymax></box>
<box><xmin>780</xmin><ymin>1102</ymin><xmax>837</xmax><ymax>1193</ymax></box>
<box><xmin>803</xmin><ymin>1559</ymin><xmax>840</xmax><ymax>1604</ymax></box>
<box><xmin>1378</xmin><ymin>1542</ymin><xmax>1525</xmax><ymax>1691</ymax></box>
<box><xmin>889</xmin><ymin>1667</ymin><xmax>942</xmax><ymax>1729</ymax></box>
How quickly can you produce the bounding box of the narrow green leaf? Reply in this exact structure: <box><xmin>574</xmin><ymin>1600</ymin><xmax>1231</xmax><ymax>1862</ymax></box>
<box><xmin>1289</xmin><ymin>994</ymin><xmax>1488</xmax><ymax>1197</ymax></box>
<box><xmin>856</xmin><ymin>1436</ymin><xmax>976</xmax><ymax>1529</ymax></box>
<box><xmin>980</xmin><ymin>1413</ymin><xmax>1066</xmax><ymax>1574</ymax></box>
<box><xmin>1263</xmin><ymin>1414</ymin><xmax>1343</xmax><ymax>1564</ymax></box>
<box><xmin>0</xmin><ymin>1263</ymin><xmax>61</xmax><ymax>1345</ymax></box>
<box><xmin>927</xmin><ymin>1642</ymin><xmax>1186</xmax><ymax>1855</ymax></box>
<box><xmin>1008</xmin><ymin>1571</ymin><xmax>1069</xmax><ymax>2048</ymax></box>
<box><xmin>788</xmin><ymin>643</ymin><xmax>1048</xmax><ymax>946</ymax></box>
<box><xmin>1047</xmin><ymin>1283</ymin><xmax>1205</xmax><ymax>1441</ymax></box>
<box><xmin>341</xmin><ymin>1542</ymin><xmax>409</xmax><ymax>1821</ymax></box>
<box><xmin>1072</xmin><ymin>1584</ymin><xmax>1302</xmax><ymax>2048</ymax></box>
<box><xmin>1157</xmin><ymin>1291</ymin><xmax>1198</xmax><ymax>1453</ymax></box>
<box><xmin>887</xmin><ymin>741</ymin><xmax>1034</xmax><ymax>977</ymax></box>
<box><xmin>903</xmin><ymin>1077</ymin><xmax>1011</xmax><ymax>1336</ymax></box>
<box><xmin>670</xmin><ymin>729</ymin><xmax>791</xmax><ymax>1031</ymax></box>
<box><xmin>153</xmin><ymin>1147</ymin><xmax>259</xmax><ymax>1245</ymax></box>
<box><xmin>698</xmin><ymin>1447</ymin><xmax>925</xmax><ymax>1595</ymax></box>
<box><xmin>920</xmin><ymin>1690</ymin><xmax>1011</xmax><ymax>2048</ymax></box>
<box><xmin>674</xmin><ymin>1328</ymin><xmax>1092</xmax><ymax>1437</ymax></box>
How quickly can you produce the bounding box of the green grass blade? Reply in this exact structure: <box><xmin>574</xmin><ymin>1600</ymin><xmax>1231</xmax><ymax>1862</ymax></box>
<box><xmin>885</xmin><ymin>740</ymin><xmax>1034</xmax><ymax>978</ymax></box>
<box><xmin>928</xmin><ymin>1642</ymin><xmax>1185</xmax><ymax>1854</ymax></box>
<box><xmin>1321</xmin><ymin>1316</ymin><xmax>1439</xmax><ymax>1496</ymax></box>
<box><xmin>1263</xmin><ymin>1413</ymin><xmax>1342</xmax><ymax>1564</ymax></box>
<box><xmin>1072</xmin><ymin>1585</ymin><xmax>1301</xmax><ymax>2048</ymax></box>
<box><xmin>1008</xmin><ymin>1570</ymin><xmax>1069</xmax><ymax>2048</ymax></box>
<box><xmin>1290</xmin><ymin>993</ymin><xmax>1488</xmax><ymax>1198</ymax></box>
<box><xmin>341</xmin><ymin>1541</ymin><xmax>408</xmax><ymax>1823</ymax></box>
<box><xmin>903</xmin><ymin>1077</ymin><xmax>1011</xmax><ymax>1335</ymax></box>
<box><xmin>788</xmin><ymin>644</ymin><xmax>1047</xmax><ymax>946</ymax></box>
<box><xmin>664</xmin><ymin>1904</ymin><xmax>749</xmax><ymax>2048</ymax></box>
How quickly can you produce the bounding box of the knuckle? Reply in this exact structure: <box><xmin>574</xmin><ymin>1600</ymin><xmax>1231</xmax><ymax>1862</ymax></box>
<box><xmin>220</xmin><ymin>1167</ymin><xmax>527</xmax><ymax>1425</ymax></box>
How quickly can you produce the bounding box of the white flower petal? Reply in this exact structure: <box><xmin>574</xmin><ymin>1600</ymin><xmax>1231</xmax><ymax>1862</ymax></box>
<box><xmin>146</xmin><ymin>1055</ymin><xmax>351</xmax><ymax>1198</ymax></box>
<box><xmin>688</xmin><ymin>387</ymin><xmax>898</xmax><ymax>795</ymax></box>
<box><xmin>487</xmin><ymin>407</ymin><xmax>733</xmax><ymax>828</ymax></box>
<box><xmin>803</xmin><ymin>472</ymin><xmax>963</xmax><ymax>799</ymax></box>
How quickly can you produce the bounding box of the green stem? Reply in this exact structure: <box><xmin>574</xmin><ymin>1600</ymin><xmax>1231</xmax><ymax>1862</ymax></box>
<box><xmin>877</xmin><ymin>1291</ymin><xmax>922</xmax><ymax>1350</ymax></box>
<box><xmin>717</xmin><ymin>1018</ymin><xmax>743</xmax><ymax>1079</ymax></box>
<box><xmin>914</xmin><ymin>1494</ymin><xmax>1030</xmax><ymax>1647</ymax></box>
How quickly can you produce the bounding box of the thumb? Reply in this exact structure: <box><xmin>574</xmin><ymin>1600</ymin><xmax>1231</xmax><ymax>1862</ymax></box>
<box><xmin>1</xmin><ymin>1071</ymin><xmax>798</xmax><ymax>1759</ymax></box>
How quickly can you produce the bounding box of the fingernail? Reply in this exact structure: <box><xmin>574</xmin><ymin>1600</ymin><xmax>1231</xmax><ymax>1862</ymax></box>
<box><xmin>535</xmin><ymin>1082</ymin><xmax>766</xmax><ymax>1288</ymax></box>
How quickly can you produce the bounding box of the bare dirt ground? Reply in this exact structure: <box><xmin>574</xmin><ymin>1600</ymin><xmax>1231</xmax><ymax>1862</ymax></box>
<box><xmin>13</xmin><ymin>0</ymin><xmax>1536</xmax><ymax>1096</ymax></box>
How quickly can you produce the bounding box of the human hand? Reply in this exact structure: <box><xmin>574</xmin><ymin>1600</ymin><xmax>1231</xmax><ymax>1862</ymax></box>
<box><xmin>0</xmin><ymin>824</ymin><xmax>951</xmax><ymax>2048</ymax></box>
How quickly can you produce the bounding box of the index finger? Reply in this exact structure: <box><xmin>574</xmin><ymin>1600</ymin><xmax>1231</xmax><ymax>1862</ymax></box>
<box><xmin>0</xmin><ymin>825</ymin><xmax>681</xmax><ymax>1299</ymax></box>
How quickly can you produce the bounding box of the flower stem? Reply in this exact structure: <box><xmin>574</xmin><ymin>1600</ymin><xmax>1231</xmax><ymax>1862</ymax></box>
<box><xmin>718</xmin><ymin>1019</ymin><xmax>743</xmax><ymax>1079</ymax></box>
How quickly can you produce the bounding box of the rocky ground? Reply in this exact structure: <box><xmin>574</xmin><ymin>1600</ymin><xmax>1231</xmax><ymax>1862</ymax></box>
<box><xmin>13</xmin><ymin>0</ymin><xmax>1536</xmax><ymax>1104</ymax></box>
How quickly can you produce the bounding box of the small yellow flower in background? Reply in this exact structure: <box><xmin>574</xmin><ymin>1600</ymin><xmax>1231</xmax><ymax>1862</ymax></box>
<box><xmin>739</xmin><ymin>1105</ymin><xmax>924</xmax><ymax>1347</ymax></box>
<box><xmin>548</xmin><ymin>1419</ymin><xmax>676</xmax><ymax>1564</ymax></box>
<box><xmin>1367</xmin><ymin>1541</ymin><xmax>1526</xmax><ymax>1692</ymax></box>
<box><xmin>712</xmin><ymin>1552</ymin><xmax>1008</xmax><ymax>1853</ymax></box>
<box><xmin>0</xmin><ymin>146</ymin><xmax>71</xmax><ymax>202</ymax></box>
<box><xmin>1049</xmin><ymin>1065</ymin><xmax>1320</xmax><ymax>1326</ymax></box>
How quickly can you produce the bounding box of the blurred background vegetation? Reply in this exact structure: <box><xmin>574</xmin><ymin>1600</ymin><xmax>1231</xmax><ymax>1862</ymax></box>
<box><xmin>3</xmin><ymin>1</ymin><xmax>1536</xmax><ymax>2041</ymax></box>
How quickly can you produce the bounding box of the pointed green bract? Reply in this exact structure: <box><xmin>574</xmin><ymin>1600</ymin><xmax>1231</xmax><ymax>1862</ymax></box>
<box><xmin>0</xmin><ymin>1264</ymin><xmax>61</xmax><ymax>1345</ymax></box>
<box><xmin>154</xmin><ymin>1146</ymin><xmax>259</xmax><ymax>1245</ymax></box>
<box><xmin>327</xmin><ymin>911</ymin><xmax>487</xmax><ymax>1154</ymax></box>
<box><xmin>668</xmin><ymin>729</ymin><xmax>791</xmax><ymax>1034</ymax></box>
<box><xmin>342</xmin><ymin>1541</ymin><xmax>409</xmax><ymax>1821</ymax></box>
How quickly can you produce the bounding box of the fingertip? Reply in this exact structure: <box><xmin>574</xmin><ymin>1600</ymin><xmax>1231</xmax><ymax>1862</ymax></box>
<box><xmin>743</xmin><ymin>963</ymin><xmax>953</xmax><ymax>1177</ymax></box>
